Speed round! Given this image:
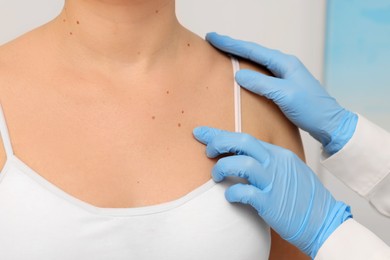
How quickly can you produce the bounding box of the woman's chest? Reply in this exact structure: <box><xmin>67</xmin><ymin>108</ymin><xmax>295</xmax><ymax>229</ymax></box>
<box><xmin>0</xmin><ymin>77</ymin><xmax>235</xmax><ymax>208</ymax></box>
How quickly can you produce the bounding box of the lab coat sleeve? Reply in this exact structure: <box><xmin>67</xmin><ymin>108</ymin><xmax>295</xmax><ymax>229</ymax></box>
<box><xmin>314</xmin><ymin>219</ymin><xmax>390</xmax><ymax>260</ymax></box>
<box><xmin>321</xmin><ymin>114</ymin><xmax>390</xmax><ymax>216</ymax></box>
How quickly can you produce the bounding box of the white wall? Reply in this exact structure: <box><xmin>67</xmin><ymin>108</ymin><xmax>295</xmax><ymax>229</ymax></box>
<box><xmin>0</xmin><ymin>0</ymin><xmax>63</xmax><ymax>43</ymax></box>
<box><xmin>1</xmin><ymin>0</ymin><xmax>388</xmax><ymax>245</ymax></box>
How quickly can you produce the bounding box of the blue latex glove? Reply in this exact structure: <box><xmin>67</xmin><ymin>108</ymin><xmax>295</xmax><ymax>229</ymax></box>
<box><xmin>206</xmin><ymin>32</ymin><xmax>358</xmax><ymax>155</ymax></box>
<box><xmin>193</xmin><ymin>127</ymin><xmax>352</xmax><ymax>258</ymax></box>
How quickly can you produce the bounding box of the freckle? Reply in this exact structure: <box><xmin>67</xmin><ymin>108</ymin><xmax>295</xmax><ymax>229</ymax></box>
<box><xmin>76</xmin><ymin>20</ymin><xmax>80</xmax><ymax>25</ymax></box>
<box><xmin>155</xmin><ymin>10</ymin><xmax>159</xmax><ymax>14</ymax></box>
<box><xmin>137</xmin><ymin>51</ymin><xmax>141</xmax><ymax>55</ymax></box>
<box><xmin>187</xmin><ymin>43</ymin><xmax>191</xmax><ymax>47</ymax></box>
<box><xmin>62</xmin><ymin>19</ymin><xmax>66</xmax><ymax>22</ymax></box>
<box><xmin>69</xmin><ymin>32</ymin><xmax>73</xmax><ymax>35</ymax></box>
<box><xmin>166</xmin><ymin>90</ymin><xmax>170</xmax><ymax>94</ymax></box>
<box><xmin>178</xmin><ymin>123</ymin><xmax>181</xmax><ymax>127</ymax></box>
<box><xmin>181</xmin><ymin>110</ymin><xmax>184</xmax><ymax>114</ymax></box>
<box><xmin>206</xmin><ymin>86</ymin><xmax>209</xmax><ymax>90</ymax></box>
<box><xmin>137</xmin><ymin>181</ymin><xmax>140</xmax><ymax>184</ymax></box>
<box><xmin>152</xmin><ymin>116</ymin><xmax>156</xmax><ymax>120</ymax></box>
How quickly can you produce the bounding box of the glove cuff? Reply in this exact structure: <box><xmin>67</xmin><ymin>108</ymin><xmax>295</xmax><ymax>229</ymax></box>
<box><xmin>323</xmin><ymin>111</ymin><xmax>358</xmax><ymax>155</ymax></box>
<box><xmin>309</xmin><ymin>202</ymin><xmax>353</xmax><ymax>258</ymax></box>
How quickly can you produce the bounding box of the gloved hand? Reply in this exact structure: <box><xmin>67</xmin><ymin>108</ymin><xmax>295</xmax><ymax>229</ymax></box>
<box><xmin>193</xmin><ymin>126</ymin><xmax>352</xmax><ymax>258</ymax></box>
<box><xmin>206</xmin><ymin>32</ymin><xmax>358</xmax><ymax>155</ymax></box>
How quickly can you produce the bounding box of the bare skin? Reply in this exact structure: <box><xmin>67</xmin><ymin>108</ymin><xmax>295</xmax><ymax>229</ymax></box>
<box><xmin>0</xmin><ymin>0</ymin><xmax>307</xmax><ymax>258</ymax></box>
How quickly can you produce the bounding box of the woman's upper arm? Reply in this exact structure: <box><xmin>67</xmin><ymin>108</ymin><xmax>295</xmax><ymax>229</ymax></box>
<box><xmin>239</xmin><ymin>58</ymin><xmax>305</xmax><ymax>160</ymax></box>
<box><xmin>239</xmin><ymin>59</ymin><xmax>308</xmax><ymax>260</ymax></box>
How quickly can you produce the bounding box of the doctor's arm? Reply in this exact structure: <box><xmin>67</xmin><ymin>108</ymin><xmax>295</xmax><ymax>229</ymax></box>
<box><xmin>192</xmin><ymin>127</ymin><xmax>390</xmax><ymax>259</ymax></box>
<box><xmin>321</xmin><ymin>115</ymin><xmax>390</xmax><ymax>216</ymax></box>
<box><xmin>206</xmin><ymin>32</ymin><xmax>390</xmax><ymax>217</ymax></box>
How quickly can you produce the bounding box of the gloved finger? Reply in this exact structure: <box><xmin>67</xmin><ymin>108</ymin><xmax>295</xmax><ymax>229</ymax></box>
<box><xmin>194</xmin><ymin>126</ymin><xmax>275</xmax><ymax>163</ymax></box>
<box><xmin>193</xmin><ymin>126</ymin><xmax>231</xmax><ymax>145</ymax></box>
<box><xmin>235</xmin><ymin>69</ymin><xmax>288</xmax><ymax>102</ymax></box>
<box><xmin>206</xmin><ymin>32</ymin><xmax>294</xmax><ymax>77</ymax></box>
<box><xmin>212</xmin><ymin>155</ymin><xmax>272</xmax><ymax>190</ymax></box>
<box><xmin>225</xmin><ymin>183</ymin><xmax>264</xmax><ymax>215</ymax></box>
<box><xmin>206</xmin><ymin>132</ymin><xmax>270</xmax><ymax>163</ymax></box>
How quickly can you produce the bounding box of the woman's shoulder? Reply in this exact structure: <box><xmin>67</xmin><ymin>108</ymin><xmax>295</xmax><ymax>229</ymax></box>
<box><xmin>0</xmin><ymin>38</ymin><xmax>25</xmax><ymax>172</ymax></box>
<box><xmin>186</xmin><ymin>32</ymin><xmax>304</xmax><ymax>157</ymax></box>
<box><xmin>0</xmin><ymin>26</ymin><xmax>49</xmax><ymax>97</ymax></box>
<box><xmin>0</xmin><ymin>28</ymin><xmax>42</xmax><ymax>70</ymax></box>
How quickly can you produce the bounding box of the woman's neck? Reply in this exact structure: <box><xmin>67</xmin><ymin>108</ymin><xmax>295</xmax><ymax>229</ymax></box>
<box><xmin>46</xmin><ymin>0</ymin><xmax>185</xmax><ymax>72</ymax></box>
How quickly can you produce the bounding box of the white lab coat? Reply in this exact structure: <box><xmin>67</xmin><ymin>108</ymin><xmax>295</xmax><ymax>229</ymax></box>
<box><xmin>315</xmin><ymin>114</ymin><xmax>390</xmax><ymax>259</ymax></box>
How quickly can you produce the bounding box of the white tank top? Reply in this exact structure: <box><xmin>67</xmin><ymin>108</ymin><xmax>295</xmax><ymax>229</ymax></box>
<box><xmin>0</xmin><ymin>57</ymin><xmax>270</xmax><ymax>260</ymax></box>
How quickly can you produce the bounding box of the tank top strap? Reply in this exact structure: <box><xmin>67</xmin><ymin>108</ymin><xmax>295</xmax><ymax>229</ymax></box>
<box><xmin>0</xmin><ymin>102</ymin><xmax>14</xmax><ymax>157</ymax></box>
<box><xmin>230</xmin><ymin>56</ymin><xmax>242</xmax><ymax>133</ymax></box>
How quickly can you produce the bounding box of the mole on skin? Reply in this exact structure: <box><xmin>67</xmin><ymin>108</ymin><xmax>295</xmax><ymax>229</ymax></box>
<box><xmin>187</xmin><ymin>43</ymin><xmax>191</xmax><ymax>47</ymax></box>
<box><xmin>166</xmin><ymin>90</ymin><xmax>170</xmax><ymax>94</ymax></box>
<box><xmin>178</xmin><ymin>123</ymin><xmax>181</xmax><ymax>127</ymax></box>
<box><xmin>76</xmin><ymin>20</ymin><xmax>80</xmax><ymax>25</ymax></box>
<box><xmin>181</xmin><ymin>110</ymin><xmax>184</xmax><ymax>114</ymax></box>
<box><xmin>152</xmin><ymin>116</ymin><xmax>156</xmax><ymax>120</ymax></box>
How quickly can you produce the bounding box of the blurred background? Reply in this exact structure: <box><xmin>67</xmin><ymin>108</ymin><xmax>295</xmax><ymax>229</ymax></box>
<box><xmin>0</xmin><ymin>0</ymin><xmax>389</xmax><ymax>245</ymax></box>
<box><xmin>323</xmin><ymin>0</ymin><xmax>390</xmax><ymax>244</ymax></box>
